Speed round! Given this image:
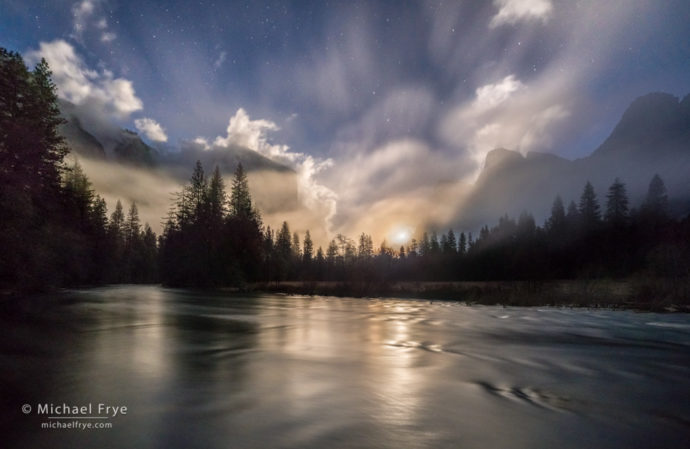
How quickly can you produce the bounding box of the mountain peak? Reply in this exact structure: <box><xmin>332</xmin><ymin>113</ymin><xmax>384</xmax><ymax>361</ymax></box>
<box><xmin>618</xmin><ymin>92</ymin><xmax>680</xmax><ymax>126</ymax></box>
<box><xmin>593</xmin><ymin>92</ymin><xmax>688</xmax><ymax>157</ymax></box>
<box><xmin>483</xmin><ymin>148</ymin><xmax>522</xmax><ymax>171</ymax></box>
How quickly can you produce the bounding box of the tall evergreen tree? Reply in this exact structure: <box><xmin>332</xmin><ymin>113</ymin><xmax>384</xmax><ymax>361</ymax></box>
<box><xmin>605</xmin><ymin>178</ymin><xmax>629</xmax><ymax>226</ymax></box>
<box><xmin>547</xmin><ymin>195</ymin><xmax>566</xmax><ymax>234</ymax></box>
<box><xmin>358</xmin><ymin>233</ymin><xmax>374</xmax><ymax>259</ymax></box>
<box><xmin>109</xmin><ymin>200</ymin><xmax>125</xmax><ymax>243</ymax></box>
<box><xmin>430</xmin><ymin>231</ymin><xmax>440</xmax><ymax>254</ymax></box>
<box><xmin>408</xmin><ymin>238</ymin><xmax>418</xmax><ymax>257</ymax></box>
<box><xmin>643</xmin><ymin>174</ymin><xmax>669</xmax><ymax>219</ymax></box>
<box><xmin>419</xmin><ymin>232</ymin><xmax>430</xmax><ymax>256</ymax></box>
<box><xmin>207</xmin><ymin>165</ymin><xmax>227</xmax><ymax>225</ymax></box>
<box><xmin>276</xmin><ymin>222</ymin><xmax>292</xmax><ymax>258</ymax></box>
<box><xmin>458</xmin><ymin>232</ymin><xmax>467</xmax><ymax>255</ymax></box>
<box><xmin>63</xmin><ymin>161</ymin><xmax>95</xmax><ymax>222</ymax></box>
<box><xmin>303</xmin><ymin>230</ymin><xmax>313</xmax><ymax>264</ymax></box>
<box><xmin>125</xmin><ymin>202</ymin><xmax>141</xmax><ymax>245</ymax></box>
<box><xmin>326</xmin><ymin>240</ymin><xmax>338</xmax><ymax>263</ymax></box>
<box><xmin>292</xmin><ymin>232</ymin><xmax>301</xmax><ymax>259</ymax></box>
<box><xmin>189</xmin><ymin>160</ymin><xmax>207</xmax><ymax>221</ymax></box>
<box><xmin>578</xmin><ymin>181</ymin><xmax>601</xmax><ymax>228</ymax></box>
<box><xmin>229</xmin><ymin>162</ymin><xmax>253</xmax><ymax>218</ymax></box>
<box><xmin>446</xmin><ymin>229</ymin><xmax>457</xmax><ymax>254</ymax></box>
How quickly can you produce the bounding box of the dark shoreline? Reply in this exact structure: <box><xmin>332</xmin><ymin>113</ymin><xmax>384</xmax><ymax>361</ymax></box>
<box><xmin>242</xmin><ymin>279</ymin><xmax>690</xmax><ymax>312</ymax></box>
<box><xmin>2</xmin><ymin>278</ymin><xmax>689</xmax><ymax>313</ymax></box>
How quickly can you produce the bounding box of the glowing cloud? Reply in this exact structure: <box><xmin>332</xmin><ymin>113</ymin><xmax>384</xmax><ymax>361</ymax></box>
<box><xmin>134</xmin><ymin>118</ymin><xmax>168</xmax><ymax>142</ymax></box>
<box><xmin>26</xmin><ymin>40</ymin><xmax>142</xmax><ymax>119</ymax></box>
<box><xmin>209</xmin><ymin>109</ymin><xmax>338</xmax><ymax>233</ymax></box>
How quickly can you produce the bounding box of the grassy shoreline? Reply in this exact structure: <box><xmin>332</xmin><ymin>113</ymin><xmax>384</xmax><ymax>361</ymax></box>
<box><xmin>242</xmin><ymin>278</ymin><xmax>690</xmax><ymax>312</ymax></box>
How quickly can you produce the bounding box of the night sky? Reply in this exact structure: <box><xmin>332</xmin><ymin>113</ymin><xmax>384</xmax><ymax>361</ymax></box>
<box><xmin>2</xmin><ymin>0</ymin><xmax>690</xmax><ymax>241</ymax></box>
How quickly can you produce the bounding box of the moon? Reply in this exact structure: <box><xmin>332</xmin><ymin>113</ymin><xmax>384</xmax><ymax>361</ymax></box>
<box><xmin>390</xmin><ymin>225</ymin><xmax>413</xmax><ymax>245</ymax></box>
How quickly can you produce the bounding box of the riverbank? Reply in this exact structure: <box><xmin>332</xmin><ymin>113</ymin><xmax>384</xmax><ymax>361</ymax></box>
<box><xmin>244</xmin><ymin>278</ymin><xmax>690</xmax><ymax>312</ymax></box>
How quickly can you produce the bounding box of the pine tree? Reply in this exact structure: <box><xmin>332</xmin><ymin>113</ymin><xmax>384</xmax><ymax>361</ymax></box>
<box><xmin>63</xmin><ymin>160</ymin><xmax>95</xmax><ymax>222</ymax></box>
<box><xmin>229</xmin><ymin>162</ymin><xmax>253</xmax><ymax>218</ymax></box>
<box><xmin>276</xmin><ymin>222</ymin><xmax>292</xmax><ymax>258</ymax></box>
<box><xmin>292</xmin><ymin>232</ymin><xmax>301</xmax><ymax>259</ymax></box>
<box><xmin>420</xmin><ymin>232</ymin><xmax>430</xmax><ymax>256</ymax></box>
<box><xmin>189</xmin><ymin>160</ymin><xmax>207</xmax><ymax>220</ymax></box>
<box><xmin>109</xmin><ymin>200</ymin><xmax>125</xmax><ymax>242</ymax></box>
<box><xmin>303</xmin><ymin>230</ymin><xmax>313</xmax><ymax>264</ymax></box>
<box><xmin>125</xmin><ymin>202</ymin><xmax>141</xmax><ymax>245</ymax></box>
<box><xmin>643</xmin><ymin>174</ymin><xmax>669</xmax><ymax>219</ymax></box>
<box><xmin>440</xmin><ymin>234</ymin><xmax>449</xmax><ymax>253</ymax></box>
<box><xmin>518</xmin><ymin>211</ymin><xmax>536</xmax><ymax>235</ymax></box>
<box><xmin>578</xmin><ymin>181</ymin><xmax>601</xmax><ymax>228</ymax></box>
<box><xmin>358</xmin><ymin>233</ymin><xmax>373</xmax><ymax>259</ymax></box>
<box><xmin>430</xmin><ymin>231</ymin><xmax>440</xmax><ymax>254</ymax></box>
<box><xmin>408</xmin><ymin>238</ymin><xmax>418</xmax><ymax>257</ymax></box>
<box><xmin>446</xmin><ymin>229</ymin><xmax>457</xmax><ymax>254</ymax></box>
<box><xmin>90</xmin><ymin>195</ymin><xmax>108</xmax><ymax>235</ymax></box>
<box><xmin>605</xmin><ymin>178</ymin><xmax>629</xmax><ymax>226</ymax></box>
<box><xmin>547</xmin><ymin>195</ymin><xmax>566</xmax><ymax>234</ymax></box>
<box><xmin>458</xmin><ymin>232</ymin><xmax>467</xmax><ymax>255</ymax></box>
<box><xmin>275</xmin><ymin>221</ymin><xmax>293</xmax><ymax>280</ymax></box>
<box><xmin>326</xmin><ymin>240</ymin><xmax>338</xmax><ymax>264</ymax></box>
<box><xmin>207</xmin><ymin>165</ymin><xmax>227</xmax><ymax>225</ymax></box>
<box><xmin>0</xmin><ymin>50</ymin><xmax>67</xmax><ymax>195</ymax></box>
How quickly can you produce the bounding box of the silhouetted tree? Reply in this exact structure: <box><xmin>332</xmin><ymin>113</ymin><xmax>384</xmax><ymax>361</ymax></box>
<box><xmin>579</xmin><ymin>181</ymin><xmax>601</xmax><ymax>229</ymax></box>
<box><xmin>458</xmin><ymin>232</ymin><xmax>467</xmax><ymax>255</ymax></box>
<box><xmin>605</xmin><ymin>178</ymin><xmax>629</xmax><ymax>227</ymax></box>
<box><xmin>643</xmin><ymin>174</ymin><xmax>669</xmax><ymax>220</ymax></box>
<box><xmin>547</xmin><ymin>195</ymin><xmax>566</xmax><ymax>235</ymax></box>
<box><xmin>303</xmin><ymin>230</ymin><xmax>313</xmax><ymax>265</ymax></box>
<box><xmin>229</xmin><ymin>162</ymin><xmax>253</xmax><ymax>218</ymax></box>
<box><xmin>358</xmin><ymin>233</ymin><xmax>374</xmax><ymax>259</ymax></box>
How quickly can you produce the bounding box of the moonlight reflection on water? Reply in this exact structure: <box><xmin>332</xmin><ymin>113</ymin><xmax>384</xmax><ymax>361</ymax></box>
<box><xmin>2</xmin><ymin>285</ymin><xmax>689</xmax><ymax>448</ymax></box>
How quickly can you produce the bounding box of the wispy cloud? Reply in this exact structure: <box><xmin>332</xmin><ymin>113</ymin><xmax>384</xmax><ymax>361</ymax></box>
<box><xmin>213</xmin><ymin>51</ymin><xmax>227</xmax><ymax>69</ymax></box>
<box><xmin>70</xmin><ymin>0</ymin><xmax>116</xmax><ymax>43</ymax></box>
<box><xmin>489</xmin><ymin>0</ymin><xmax>553</xmax><ymax>28</ymax></box>
<box><xmin>71</xmin><ymin>0</ymin><xmax>95</xmax><ymax>39</ymax></box>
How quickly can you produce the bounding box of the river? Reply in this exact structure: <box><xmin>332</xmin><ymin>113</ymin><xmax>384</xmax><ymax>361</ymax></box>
<box><xmin>2</xmin><ymin>285</ymin><xmax>689</xmax><ymax>448</ymax></box>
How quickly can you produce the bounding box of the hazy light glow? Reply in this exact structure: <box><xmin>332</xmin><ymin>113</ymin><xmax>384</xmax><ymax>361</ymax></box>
<box><xmin>389</xmin><ymin>225</ymin><xmax>414</xmax><ymax>246</ymax></box>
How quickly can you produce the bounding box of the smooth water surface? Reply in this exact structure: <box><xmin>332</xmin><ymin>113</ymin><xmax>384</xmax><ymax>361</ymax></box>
<box><xmin>2</xmin><ymin>285</ymin><xmax>689</xmax><ymax>448</ymax></box>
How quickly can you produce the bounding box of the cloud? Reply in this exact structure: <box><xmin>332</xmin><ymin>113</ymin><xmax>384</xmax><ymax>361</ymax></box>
<box><xmin>213</xmin><ymin>109</ymin><xmax>283</xmax><ymax>157</ymax></box>
<box><xmin>100</xmin><ymin>31</ymin><xmax>117</xmax><ymax>43</ymax></box>
<box><xmin>439</xmin><ymin>73</ymin><xmax>572</xmax><ymax>172</ymax></box>
<box><xmin>207</xmin><ymin>109</ymin><xmax>338</xmax><ymax>233</ymax></box>
<box><xmin>213</xmin><ymin>51</ymin><xmax>227</xmax><ymax>69</ymax></box>
<box><xmin>134</xmin><ymin>118</ymin><xmax>168</xmax><ymax>142</ymax></box>
<box><xmin>71</xmin><ymin>0</ymin><xmax>116</xmax><ymax>43</ymax></box>
<box><xmin>474</xmin><ymin>75</ymin><xmax>526</xmax><ymax>110</ymax></box>
<box><xmin>26</xmin><ymin>39</ymin><xmax>143</xmax><ymax>119</ymax></box>
<box><xmin>71</xmin><ymin>0</ymin><xmax>95</xmax><ymax>38</ymax></box>
<box><xmin>489</xmin><ymin>0</ymin><xmax>553</xmax><ymax>28</ymax></box>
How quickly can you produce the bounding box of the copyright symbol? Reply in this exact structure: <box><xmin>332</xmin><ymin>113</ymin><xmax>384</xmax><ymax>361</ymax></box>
<box><xmin>22</xmin><ymin>404</ymin><xmax>31</xmax><ymax>414</ymax></box>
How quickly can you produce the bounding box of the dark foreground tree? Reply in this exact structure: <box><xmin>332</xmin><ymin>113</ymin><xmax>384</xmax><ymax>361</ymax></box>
<box><xmin>0</xmin><ymin>48</ymin><xmax>157</xmax><ymax>290</ymax></box>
